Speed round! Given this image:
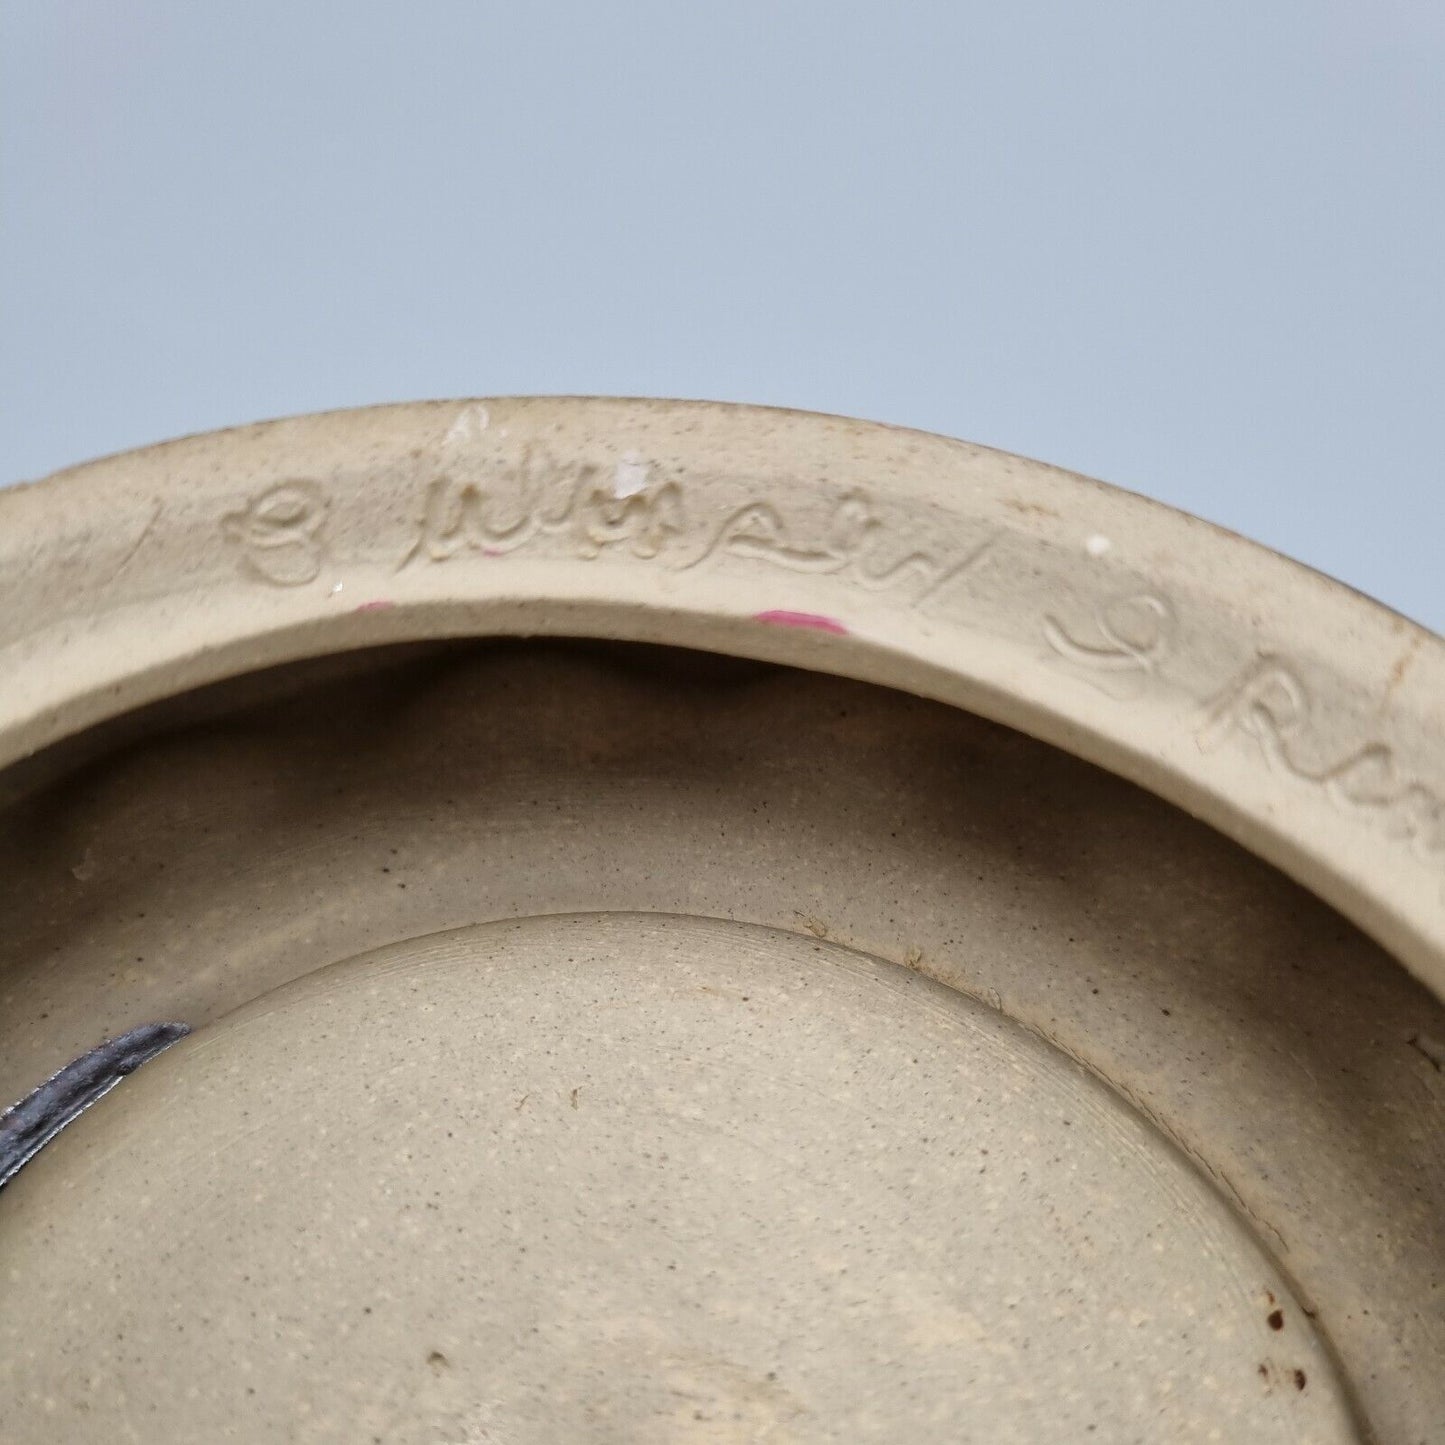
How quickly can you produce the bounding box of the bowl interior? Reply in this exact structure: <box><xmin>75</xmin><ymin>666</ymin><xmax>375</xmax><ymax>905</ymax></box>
<box><xmin>2</xmin><ymin>639</ymin><xmax>1440</xmax><ymax>1441</ymax></box>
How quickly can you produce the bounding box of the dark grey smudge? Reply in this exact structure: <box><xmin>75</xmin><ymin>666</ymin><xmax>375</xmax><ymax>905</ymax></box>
<box><xmin>0</xmin><ymin>1022</ymin><xmax>190</xmax><ymax>1190</ymax></box>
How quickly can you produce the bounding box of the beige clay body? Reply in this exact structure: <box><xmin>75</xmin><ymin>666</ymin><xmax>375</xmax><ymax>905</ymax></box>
<box><xmin>0</xmin><ymin>401</ymin><xmax>1440</xmax><ymax>1441</ymax></box>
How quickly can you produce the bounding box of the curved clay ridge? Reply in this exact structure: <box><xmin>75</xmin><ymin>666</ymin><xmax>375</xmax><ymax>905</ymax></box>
<box><xmin>1</xmin><ymin>398</ymin><xmax>1440</xmax><ymax>997</ymax></box>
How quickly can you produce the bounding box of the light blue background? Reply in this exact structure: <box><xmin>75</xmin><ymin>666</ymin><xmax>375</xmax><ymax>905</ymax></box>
<box><xmin>3</xmin><ymin>2</ymin><xmax>1441</xmax><ymax>627</ymax></box>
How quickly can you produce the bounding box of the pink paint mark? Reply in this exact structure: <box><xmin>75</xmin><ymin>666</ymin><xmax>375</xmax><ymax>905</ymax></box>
<box><xmin>483</xmin><ymin>547</ymin><xmax>505</xmax><ymax>558</ymax></box>
<box><xmin>753</xmin><ymin>610</ymin><xmax>849</xmax><ymax>636</ymax></box>
<box><xmin>355</xmin><ymin>600</ymin><xmax>395</xmax><ymax>614</ymax></box>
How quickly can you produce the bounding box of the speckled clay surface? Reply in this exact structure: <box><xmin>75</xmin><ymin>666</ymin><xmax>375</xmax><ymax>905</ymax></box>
<box><xmin>2</xmin><ymin>915</ymin><xmax>1360</xmax><ymax>1441</ymax></box>
<box><xmin>1</xmin><ymin>399</ymin><xmax>1440</xmax><ymax>990</ymax></box>
<box><xmin>0</xmin><ymin>401</ymin><xmax>1441</xmax><ymax>1442</ymax></box>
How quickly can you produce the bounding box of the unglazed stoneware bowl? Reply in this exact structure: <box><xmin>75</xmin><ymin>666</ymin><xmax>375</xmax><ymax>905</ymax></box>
<box><xmin>0</xmin><ymin>399</ymin><xmax>1440</xmax><ymax>1443</ymax></box>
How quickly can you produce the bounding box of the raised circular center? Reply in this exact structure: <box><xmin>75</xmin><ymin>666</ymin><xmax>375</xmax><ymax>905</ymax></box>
<box><xmin>0</xmin><ymin>913</ymin><xmax>1353</xmax><ymax>1442</ymax></box>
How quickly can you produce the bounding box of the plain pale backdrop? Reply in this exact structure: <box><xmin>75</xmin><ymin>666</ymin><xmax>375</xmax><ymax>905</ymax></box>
<box><xmin>2</xmin><ymin>1</ymin><xmax>1441</xmax><ymax>628</ymax></box>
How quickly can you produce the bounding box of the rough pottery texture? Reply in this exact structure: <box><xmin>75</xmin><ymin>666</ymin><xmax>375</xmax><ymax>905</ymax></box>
<box><xmin>1</xmin><ymin>399</ymin><xmax>1440</xmax><ymax>991</ymax></box>
<box><xmin>0</xmin><ymin>401</ymin><xmax>1440</xmax><ymax>1442</ymax></box>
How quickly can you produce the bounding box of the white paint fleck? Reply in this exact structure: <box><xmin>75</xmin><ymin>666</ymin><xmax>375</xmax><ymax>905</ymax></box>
<box><xmin>612</xmin><ymin>450</ymin><xmax>650</xmax><ymax>499</ymax></box>
<box><xmin>330</xmin><ymin>581</ymin><xmax>344</xmax><ymax>596</ymax></box>
<box><xmin>1085</xmin><ymin>533</ymin><xmax>1112</xmax><ymax>558</ymax></box>
<box><xmin>443</xmin><ymin>405</ymin><xmax>490</xmax><ymax>445</ymax></box>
